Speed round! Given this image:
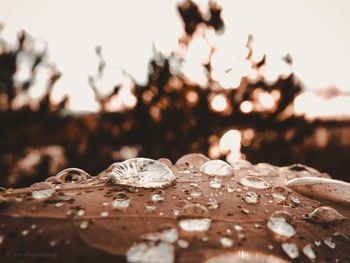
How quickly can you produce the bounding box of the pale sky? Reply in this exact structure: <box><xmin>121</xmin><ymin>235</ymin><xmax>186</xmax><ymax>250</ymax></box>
<box><xmin>1</xmin><ymin>0</ymin><xmax>350</xmax><ymax>111</ymax></box>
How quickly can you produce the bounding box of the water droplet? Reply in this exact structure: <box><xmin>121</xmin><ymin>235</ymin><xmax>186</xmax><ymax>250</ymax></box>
<box><xmin>190</xmin><ymin>187</ymin><xmax>203</xmax><ymax>198</ymax></box>
<box><xmin>179</xmin><ymin>218</ymin><xmax>212</xmax><ymax>232</ymax></box>
<box><xmin>290</xmin><ymin>196</ymin><xmax>301</xmax><ymax>205</ymax></box>
<box><xmin>112</xmin><ymin>192</ymin><xmax>130</xmax><ymax>209</ymax></box>
<box><xmin>108</xmin><ymin>158</ymin><xmax>175</xmax><ymax>188</ymax></box>
<box><xmin>314</xmin><ymin>240</ymin><xmax>321</xmax><ymax>246</ymax></box>
<box><xmin>303</xmin><ymin>206</ymin><xmax>345</xmax><ymax>225</ymax></box>
<box><xmin>127</xmin><ymin>241</ymin><xmax>174</xmax><ymax>263</ymax></box>
<box><xmin>77</xmin><ymin>209</ymin><xmax>85</xmax><ymax>217</ymax></box>
<box><xmin>100</xmin><ymin>211</ymin><xmax>109</xmax><ymax>217</ymax></box>
<box><xmin>267</xmin><ymin>211</ymin><xmax>296</xmax><ymax>239</ymax></box>
<box><xmin>142</xmin><ymin>228</ymin><xmax>178</xmax><ymax>243</ymax></box>
<box><xmin>178</xmin><ymin>203</ymin><xmax>209</xmax><ymax>218</ymax></box>
<box><xmin>323</xmin><ymin>236</ymin><xmax>336</xmax><ymax>249</ymax></box>
<box><xmin>220</xmin><ymin>237</ymin><xmax>234</xmax><ymax>247</ymax></box>
<box><xmin>242</xmin><ymin>191</ymin><xmax>259</xmax><ymax>204</ymax></box>
<box><xmin>21</xmin><ymin>229</ymin><xmax>29</xmax><ymax>236</ymax></box>
<box><xmin>241</xmin><ymin>208</ymin><xmax>250</xmax><ymax>214</ymax></box>
<box><xmin>303</xmin><ymin>244</ymin><xmax>316</xmax><ymax>261</ymax></box>
<box><xmin>281</xmin><ymin>242</ymin><xmax>299</xmax><ymax>259</ymax></box>
<box><xmin>80</xmin><ymin>220</ymin><xmax>89</xmax><ymax>229</ymax></box>
<box><xmin>204</xmin><ymin>250</ymin><xmax>289</xmax><ymax>263</ymax></box>
<box><xmin>31</xmin><ymin>188</ymin><xmax>55</xmax><ymax>199</ymax></box>
<box><xmin>176</xmin><ymin>153</ymin><xmax>210</xmax><ymax>169</ymax></box>
<box><xmin>207</xmin><ymin>199</ymin><xmax>219</xmax><ymax>209</ymax></box>
<box><xmin>209</xmin><ymin>178</ymin><xmax>222</xmax><ymax>189</ymax></box>
<box><xmin>177</xmin><ymin>239</ymin><xmax>189</xmax><ymax>248</ymax></box>
<box><xmin>151</xmin><ymin>189</ymin><xmax>165</xmax><ymax>202</ymax></box>
<box><xmin>286</xmin><ymin>177</ymin><xmax>350</xmax><ymax>204</ymax></box>
<box><xmin>271</xmin><ymin>186</ymin><xmax>289</xmax><ymax>203</ymax></box>
<box><xmin>56</xmin><ymin>168</ymin><xmax>91</xmax><ymax>183</ymax></box>
<box><xmin>239</xmin><ymin>177</ymin><xmax>270</xmax><ymax>189</ymax></box>
<box><xmin>200</xmin><ymin>160</ymin><xmax>234</xmax><ymax>176</ymax></box>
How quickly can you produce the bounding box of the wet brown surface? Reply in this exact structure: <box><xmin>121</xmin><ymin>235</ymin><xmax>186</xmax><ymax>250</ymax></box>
<box><xmin>0</xmin><ymin>157</ymin><xmax>349</xmax><ymax>262</ymax></box>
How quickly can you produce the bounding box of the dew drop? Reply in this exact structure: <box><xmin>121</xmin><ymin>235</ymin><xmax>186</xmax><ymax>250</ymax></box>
<box><xmin>220</xmin><ymin>237</ymin><xmax>234</xmax><ymax>248</ymax></box>
<box><xmin>151</xmin><ymin>189</ymin><xmax>165</xmax><ymax>202</ymax></box>
<box><xmin>190</xmin><ymin>187</ymin><xmax>203</xmax><ymax>198</ymax></box>
<box><xmin>56</xmin><ymin>168</ymin><xmax>91</xmax><ymax>183</ymax></box>
<box><xmin>267</xmin><ymin>211</ymin><xmax>296</xmax><ymax>239</ymax></box>
<box><xmin>178</xmin><ymin>203</ymin><xmax>209</xmax><ymax>218</ymax></box>
<box><xmin>239</xmin><ymin>177</ymin><xmax>270</xmax><ymax>189</ymax></box>
<box><xmin>303</xmin><ymin>206</ymin><xmax>345</xmax><ymax>225</ymax></box>
<box><xmin>100</xmin><ymin>211</ymin><xmax>109</xmax><ymax>217</ymax></box>
<box><xmin>209</xmin><ymin>178</ymin><xmax>223</xmax><ymax>189</ymax></box>
<box><xmin>177</xmin><ymin>239</ymin><xmax>189</xmax><ymax>248</ymax></box>
<box><xmin>207</xmin><ymin>199</ymin><xmax>220</xmax><ymax>209</ymax></box>
<box><xmin>31</xmin><ymin>188</ymin><xmax>55</xmax><ymax>199</ymax></box>
<box><xmin>126</xmin><ymin>241</ymin><xmax>174</xmax><ymax>263</ymax></box>
<box><xmin>112</xmin><ymin>192</ymin><xmax>130</xmax><ymax>209</ymax></box>
<box><xmin>323</xmin><ymin>236</ymin><xmax>336</xmax><ymax>249</ymax></box>
<box><xmin>77</xmin><ymin>209</ymin><xmax>85</xmax><ymax>217</ymax></box>
<box><xmin>302</xmin><ymin>244</ymin><xmax>316</xmax><ymax>261</ymax></box>
<box><xmin>204</xmin><ymin>250</ymin><xmax>290</xmax><ymax>263</ymax></box>
<box><xmin>176</xmin><ymin>153</ymin><xmax>210</xmax><ymax>169</ymax></box>
<box><xmin>242</xmin><ymin>191</ymin><xmax>259</xmax><ymax>204</ymax></box>
<box><xmin>80</xmin><ymin>220</ymin><xmax>89</xmax><ymax>229</ymax></box>
<box><xmin>281</xmin><ymin>242</ymin><xmax>299</xmax><ymax>259</ymax></box>
<box><xmin>108</xmin><ymin>158</ymin><xmax>175</xmax><ymax>188</ymax></box>
<box><xmin>179</xmin><ymin>218</ymin><xmax>212</xmax><ymax>232</ymax></box>
<box><xmin>200</xmin><ymin>160</ymin><xmax>234</xmax><ymax>176</ymax></box>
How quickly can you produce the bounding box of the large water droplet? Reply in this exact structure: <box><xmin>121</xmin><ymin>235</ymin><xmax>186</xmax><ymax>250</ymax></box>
<box><xmin>219</xmin><ymin>237</ymin><xmax>234</xmax><ymax>248</ymax></box>
<box><xmin>108</xmin><ymin>158</ymin><xmax>175</xmax><ymax>188</ymax></box>
<box><xmin>239</xmin><ymin>177</ymin><xmax>270</xmax><ymax>189</ymax></box>
<box><xmin>31</xmin><ymin>188</ymin><xmax>55</xmax><ymax>199</ymax></box>
<box><xmin>271</xmin><ymin>186</ymin><xmax>289</xmax><ymax>203</ymax></box>
<box><xmin>302</xmin><ymin>244</ymin><xmax>316</xmax><ymax>261</ymax></box>
<box><xmin>286</xmin><ymin>177</ymin><xmax>350</xmax><ymax>204</ymax></box>
<box><xmin>126</xmin><ymin>241</ymin><xmax>174</xmax><ymax>263</ymax></box>
<box><xmin>281</xmin><ymin>242</ymin><xmax>299</xmax><ymax>259</ymax></box>
<box><xmin>111</xmin><ymin>192</ymin><xmax>130</xmax><ymax>209</ymax></box>
<box><xmin>209</xmin><ymin>178</ymin><xmax>222</xmax><ymax>189</ymax></box>
<box><xmin>56</xmin><ymin>168</ymin><xmax>91</xmax><ymax>183</ymax></box>
<box><xmin>204</xmin><ymin>250</ymin><xmax>289</xmax><ymax>263</ymax></box>
<box><xmin>176</xmin><ymin>153</ymin><xmax>210</xmax><ymax>169</ymax></box>
<box><xmin>200</xmin><ymin>160</ymin><xmax>234</xmax><ymax>177</ymax></box>
<box><xmin>267</xmin><ymin>211</ymin><xmax>296</xmax><ymax>240</ymax></box>
<box><xmin>303</xmin><ymin>206</ymin><xmax>345</xmax><ymax>225</ymax></box>
<box><xmin>242</xmin><ymin>191</ymin><xmax>259</xmax><ymax>204</ymax></box>
<box><xmin>179</xmin><ymin>218</ymin><xmax>212</xmax><ymax>232</ymax></box>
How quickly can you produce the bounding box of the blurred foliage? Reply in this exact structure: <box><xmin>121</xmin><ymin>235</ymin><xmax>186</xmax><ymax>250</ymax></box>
<box><xmin>0</xmin><ymin>1</ymin><xmax>349</xmax><ymax>188</ymax></box>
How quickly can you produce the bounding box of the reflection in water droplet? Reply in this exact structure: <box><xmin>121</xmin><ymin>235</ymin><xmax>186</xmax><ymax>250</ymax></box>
<box><xmin>242</xmin><ymin>191</ymin><xmax>259</xmax><ymax>204</ymax></box>
<box><xmin>108</xmin><ymin>158</ymin><xmax>175</xmax><ymax>188</ymax></box>
<box><xmin>303</xmin><ymin>244</ymin><xmax>316</xmax><ymax>261</ymax></box>
<box><xmin>220</xmin><ymin>237</ymin><xmax>234</xmax><ymax>248</ymax></box>
<box><xmin>303</xmin><ymin>206</ymin><xmax>345</xmax><ymax>225</ymax></box>
<box><xmin>190</xmin><ymin>187</ymin><xmax>203</xmax><ymax>198</ymax></box>
<box><xmin>179</xmin><ymin>218</ymin><xmax>212</xmax><ymax>232</ymax></box>
<box><xmin>271</xmin><ymin>186</ymin><xmax>289</xmax><ymax>203</ymax></box>
<box><xmin>267</xmin><ymin>211</ymin><xmax>296</xmax><ymax>239</ymax></box>
<box><xmin>127</xmin><ymin>241</ymin><xmax>174</xmax><ymax>263</ymax></box>
<box><xmin>200</xmin><ymin>160</ymin><xmax>234</xmax><ymax>176</ymax></box>
<box><xmin>31</xmin><ymin>188</ymin><xmax>55</xmax><ymax>199</ymax></box>
<box><xmin>204</xmin><ymin>250</ymin><xmax>289</xmax><ymax>263</ymax></box>
<box><xmin>209</xmin><ymin>178</ymin><xmax>223</xmax><ymax>189</ymax></box>
<box><xmin>281</xmin><ymin>242</ymin><xmax>299</xmax><ymax>259</ymax></box>
<box><xmin>56</xmin><ymin>168</ymin><xmax>91</xmax><ymax>183</ymax></box>
<box><xmin>179</xmin><ymin>203</ymin><xmax>209</xmax><ymax>218</ymax></box>
<box><xmin>239</xmin><ymin>177</ymin><xmax>270</xmax><ymax>189</ymax></box>
<box><xmin>176</xmin><ymin>153</ymin><xmax>210</xmax><ymax>169</ymax></box>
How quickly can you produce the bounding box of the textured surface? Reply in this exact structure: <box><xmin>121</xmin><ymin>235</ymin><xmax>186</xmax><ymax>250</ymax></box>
<box><xmin>0</xmin><ymin>156</ymin><xmax>349</xmax><ymax>263</ymax></box>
